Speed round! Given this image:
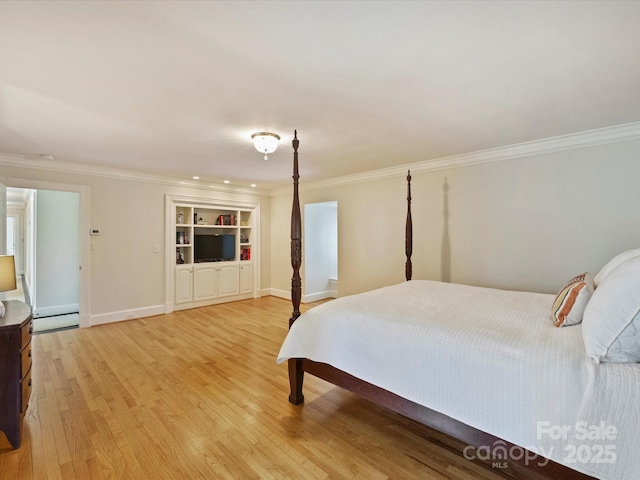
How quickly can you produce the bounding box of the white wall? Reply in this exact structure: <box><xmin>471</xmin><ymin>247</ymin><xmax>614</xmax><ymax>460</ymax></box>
<box><xmin>33</xmin><ymin>190</ymin><xmax>80</xmax><ymax>317</ymax></box>
<box><xmin>272</xmin><ymin>178</ymin><xmax>408</xmax><ymax>298</ymax></box>
<box><xmin>271</xmin><ymin>138</ymin><xmax>640</xmax><ymax>298</ymax></box>
<box><xmin>0</xmin><ymin>163</ymin><xmax>271</xmax><ymax>324</ymax></box>
<box><xmin>3</xmin><ymin>128</ymin><xmax>639</xmax><ymax>322</ymax></box>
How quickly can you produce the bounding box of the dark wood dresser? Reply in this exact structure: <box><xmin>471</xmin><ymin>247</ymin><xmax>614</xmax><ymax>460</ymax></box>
<box><xmin>0</xmin><ymin>300</ymin><xmax>33</xmax><ymax>449</ymax></box>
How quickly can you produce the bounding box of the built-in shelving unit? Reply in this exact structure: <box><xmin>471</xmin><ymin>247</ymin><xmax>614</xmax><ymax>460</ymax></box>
<box><xmin>166</xmin><ymin>196</ymin><xmax>259</xmax><ymax>312</ymax></box>
<box><xmin>175</xmin><ymin>205</ymin><xmax>253</xmax><ymax>266</ymax></box>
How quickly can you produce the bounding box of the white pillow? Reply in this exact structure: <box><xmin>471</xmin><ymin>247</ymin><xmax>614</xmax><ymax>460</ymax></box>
<box><xmin>583</xmin><ymin>255</ymin><xmax>640</xmax><ymax>363</ymax></box>
<box><xmin>594</xmin><ymin>248</ymin><xmax>640</xmax><ymax>287</ymax></box>
<box><xmin>552</xmin><ymin>272</ymin><xmax>594</xmax><ymax>327</ymax></box>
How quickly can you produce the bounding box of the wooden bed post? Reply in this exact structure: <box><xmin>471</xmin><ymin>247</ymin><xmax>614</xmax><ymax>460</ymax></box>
<box><xmin>288</xmin><ymin>130</ymin><xmax>305</xmax><ymax>405</ymax></box>
<box><xmin>282</xmin><ymin>160</ymin><xmax>595</xmax><ymax>479</ymax></box>
<box><xmin>405</xmin><ymin>170</ymin><xmax>413</xmax><ymax>281</ymax></box>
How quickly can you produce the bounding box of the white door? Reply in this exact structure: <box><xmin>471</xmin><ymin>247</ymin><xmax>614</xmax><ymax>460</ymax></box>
<box><xmin>240</xmin><ymin>264</ymin><xmax>252</xmax><ymax>294</ymax></box>
<box><xmin>6</xmin><ymin>215</ymin><xmax>16</xmax><ymax>256</ymax></box>
<box><xmin>217</xmin><ymin>264</ymin><xmax>239</xmax><ymax>297</ymax></box>
<box><xmin>175</xmin><ymin>266</ymin><xmax>193</xmax><ymax>304</ymax></box>
<box><xmin>193</xmin><ymin>264</ymin><xmax>218</xmax><ymax>301</ymax></box>
<box><xmin>0</xmin><ymin>183</ymin><xmax>6</xmax><ymax>254</ymax></box>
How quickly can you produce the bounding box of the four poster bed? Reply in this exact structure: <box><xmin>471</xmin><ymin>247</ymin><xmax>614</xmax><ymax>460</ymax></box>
<box><xmin>277</xmin><ymin>132</ymin><xmax>640</xmax><ymax>480</ymax></box>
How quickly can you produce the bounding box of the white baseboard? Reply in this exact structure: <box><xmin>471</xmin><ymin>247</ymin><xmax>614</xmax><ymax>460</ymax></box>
<box><xmin>265</xmin><ymin>288</ymin><xmax>290</xmax><ymax>300</ymax></box>
<box><xmin>90</xmin><ymin>304</ymin><xmax>165</xmax><ymax>326</ymax></box>
<box><xmin>303</xmin><ymin>290</ymin><xmax>337</xmax><ymax>303</ymax></box>
<box><xmin>267</xmin><ymin>288</ymin><xmax>337</xmax><ymax>304</ymax></box>
<box><xmin>33</xmin><ymin>303</ymin><xmax>79</xmax><ymax>318</ymax></box>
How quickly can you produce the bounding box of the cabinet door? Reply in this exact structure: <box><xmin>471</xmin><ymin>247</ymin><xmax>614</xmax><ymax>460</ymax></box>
<box><xmin>240</xmin><ymin>264</ymin><xmax>252</xmax><ymax>294</ymax></box>
<box><xmin>193</xmin><ymin>265</ymin><xmax>218</xmax><ymax>301</ymax></box>
<box><xmin>217</xmin><ymin>264</ymin><xmax>239</xmax><ymax>297</ymax></box>
<box><xmin>175</xmin><ymin>267</ymin><xmax>193</xmax><ymax>304</ymax></box>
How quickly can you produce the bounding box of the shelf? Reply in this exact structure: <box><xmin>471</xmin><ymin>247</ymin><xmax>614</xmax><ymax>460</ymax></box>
<box><xmin>194</xmin><ymin>224</ymin><xmax>237</xmax><ymax>229</ymax></box>
<box><xmin>171</xmin><ymin>198</ymin><xmax>256</xmax><ymax>310</ymax></box>
<box><xmin>175</xmin><ymin>204</ymin><xmax>253</xmax><ymax>265</ymax></box>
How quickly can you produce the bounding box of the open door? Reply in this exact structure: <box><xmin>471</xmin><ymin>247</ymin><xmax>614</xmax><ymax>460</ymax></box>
<box><xmin>0</xmin><ymin>183</ymin><xmax>8</xmax><ymax>305</ymax></box>
<box><xmin>0</xmin><ymin>182</ymin><xmax>6</xmax><ymax>254</ymax></box>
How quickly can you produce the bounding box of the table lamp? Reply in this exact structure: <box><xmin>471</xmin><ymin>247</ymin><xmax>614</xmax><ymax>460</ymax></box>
<box><xmin>0</xmin><ymin>255</ymin><xmax>17</xmax><ymax>318</ymax></box>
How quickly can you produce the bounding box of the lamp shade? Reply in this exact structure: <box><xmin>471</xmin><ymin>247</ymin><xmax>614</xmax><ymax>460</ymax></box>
<box><xmin>0</xmin><ymin>255</ymin><xmax>17</xmax><ymax>292</ymax></box>
<box><xmin>251</xmin><ymin>132</ymin><xmax>280</xmax><ymax>159</ymax></box>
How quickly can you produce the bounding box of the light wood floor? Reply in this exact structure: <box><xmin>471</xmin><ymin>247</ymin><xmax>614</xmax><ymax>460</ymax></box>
<box><xmin>1</xmin><ymin>297</ymin><xmax>530</xmax><ymax>479</ymax></box>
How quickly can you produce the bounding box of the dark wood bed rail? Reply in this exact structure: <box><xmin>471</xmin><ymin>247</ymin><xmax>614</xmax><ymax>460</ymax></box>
<box><xmin>285</xmin><ymin>133</ymin><xmax>594</xmax><ymax>480</ymax></box>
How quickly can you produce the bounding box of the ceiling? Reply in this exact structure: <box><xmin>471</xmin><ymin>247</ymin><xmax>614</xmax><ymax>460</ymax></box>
<box><xmin>1</xmin><ymin>1</ymin><xmax>639</xmax><ymax>189</ymax></box>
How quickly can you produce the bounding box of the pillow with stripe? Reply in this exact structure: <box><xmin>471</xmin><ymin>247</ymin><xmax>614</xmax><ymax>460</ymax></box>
<box><xmin>552</xmin><ymin>272</ymin><xmax>595</xmax><ymax>327</ymax></box>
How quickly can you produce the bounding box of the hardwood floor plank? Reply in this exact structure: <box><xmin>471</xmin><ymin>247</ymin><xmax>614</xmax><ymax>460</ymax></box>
<box><xmin>1</xmin><ymin>297</ymin><xmax>526</xmax><ymax>479</ymax></box>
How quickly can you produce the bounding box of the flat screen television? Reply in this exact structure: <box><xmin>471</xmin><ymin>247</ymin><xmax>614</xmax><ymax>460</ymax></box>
<box><xmin>194</xmin><ymin>234</ymin><xmax>235</xmax><ymax>262</ymax></box>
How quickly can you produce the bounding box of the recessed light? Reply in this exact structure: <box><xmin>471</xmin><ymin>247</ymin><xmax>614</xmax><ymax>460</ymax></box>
<box><xmin>223</xmin><ymin>180</ymin><xmax>230</xmax><ymax>184</ymax></box>
<box><xmin>250</xmin><ymin>184</ymin><xmax>257</xmax><ymax>188</ymax></box>
<box><xmin>192</xmin><ymin>176</ymin><xmax>200</xmax><ymax>180</ymax></box>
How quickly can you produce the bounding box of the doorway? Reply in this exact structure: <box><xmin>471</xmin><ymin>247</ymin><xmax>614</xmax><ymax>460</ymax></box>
<box><xmin>7</xmin><ymin>188</ymin><xmax>81</xmax><ymax>332</ymax></box>
<box><xmin>1</xmin><ymin>178</ymin><xmax>90</xmax><ymax>328</ymax></box>
<box><xmin>303</xmin><ymin>201</ymin><xmax>338</xmax><ymax>302</ymax></box>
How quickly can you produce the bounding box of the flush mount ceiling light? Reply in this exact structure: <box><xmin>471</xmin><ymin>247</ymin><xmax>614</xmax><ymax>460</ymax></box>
<box><xmin>251</xmin><ymin>132</ymin><xmax>280</xmax><ymax>160</ymax></box>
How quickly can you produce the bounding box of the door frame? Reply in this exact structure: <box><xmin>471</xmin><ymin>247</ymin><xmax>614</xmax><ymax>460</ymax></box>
<box><xmin>0</xmin><ymin>176</ymin><xmax>90</xmax><ymax>328</ymax></box>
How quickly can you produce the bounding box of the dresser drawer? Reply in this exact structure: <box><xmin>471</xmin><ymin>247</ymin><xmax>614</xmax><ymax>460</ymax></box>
<box><xmin>21</xmin><ymin>368</ymin><xmax>32</xmax><ymax>415</ymax></box>
<box><xmin>21</xmin><ymin>343</ymin><xmax>32</xmax><ymax>380</ymax></box>
<box><xmin>21</xmin><ymin>320</ymin><xmax>33</xmax><ymax>349</ymax></box>
<box><xmin>0</xmin><ymin>300</ymin><xmax>34</xmax><ymax>448</ymax></box>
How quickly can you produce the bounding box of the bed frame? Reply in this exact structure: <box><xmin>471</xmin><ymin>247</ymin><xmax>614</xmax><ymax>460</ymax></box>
<box><xmin>286</xmin><ymin>131</ymin><xmax>595</xmax><ymax>480</ymax></box>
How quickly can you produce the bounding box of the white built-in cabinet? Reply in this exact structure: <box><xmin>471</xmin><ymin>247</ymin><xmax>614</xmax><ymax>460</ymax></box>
<box><xmin>240</xmin><ymin>263</ymin><xmax>252</xmax><ymax>294</ymax></box>
<box><xmin>167</xmin><ymin>197</ymin><xmax>258</xmax><ymax>311</ymax></box>
<box><xmin>175</xmin><ymin>265</ymin><xmax>194</xmax><ymax>305</ymax></box>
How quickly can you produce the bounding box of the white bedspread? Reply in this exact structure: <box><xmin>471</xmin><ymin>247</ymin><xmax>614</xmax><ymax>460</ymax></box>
<box><xmin>277</xmin><ymin>280</ymin><xmax>640</xmax><ymax>480</ymax></box>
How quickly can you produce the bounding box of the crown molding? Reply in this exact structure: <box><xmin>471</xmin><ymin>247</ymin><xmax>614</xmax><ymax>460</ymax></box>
<box><xmin>270</xmin><ymin>121</ymin><xmax>640</xmax><ymax>196</ymax></box>
<box><xmin>3</xmin><ymin>120</ymin><xmax>639</xmax><ymax>198</ymax></box>
<box><xmin>0</xmin><ymin>153</ymin><xmax>269</xmax><ymax>197</ymax></box>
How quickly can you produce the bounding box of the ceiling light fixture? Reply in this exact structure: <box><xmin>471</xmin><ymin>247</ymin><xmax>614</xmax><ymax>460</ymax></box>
<box><xmin>251</xmin><ymin>132</ymin><xmax>280</xmax><ymax>160</ymax></box>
